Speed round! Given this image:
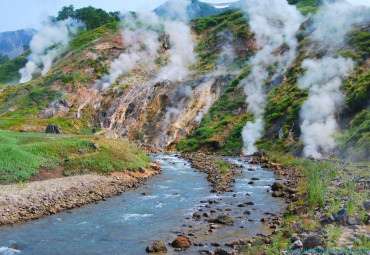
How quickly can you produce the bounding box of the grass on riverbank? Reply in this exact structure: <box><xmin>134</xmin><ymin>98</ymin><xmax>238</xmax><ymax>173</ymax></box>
<box><xmin>243</xmin><ymin>155</ymin><xmax>369</xmax><ymax>254</ymax></box>
<box><xmin>0</xmin><ymin>130</ymin><xmax>151</xmax><ymax>183</ymax></box>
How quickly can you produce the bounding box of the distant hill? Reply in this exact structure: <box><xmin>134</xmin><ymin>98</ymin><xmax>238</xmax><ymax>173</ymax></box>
<box><xmin>154</xmin><ymin>0</ymin><xmax>225</xmax><ymax>19</ymax></box>
<box><xmin>0</xmin><ymin>29</ymin><xmax>36</xmax><ymax>59</ymax></box>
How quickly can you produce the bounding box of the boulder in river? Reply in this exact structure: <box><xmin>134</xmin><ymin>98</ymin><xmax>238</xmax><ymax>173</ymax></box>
<box><xmin>45</xmin><ymin>124</ymin><xmax>63</xmax><ymax>134</ymax></box>
<box><xmin>271</xmin><ymin>181</ymin><xmax>284</xmax><ymax>191</ymax></box>
<box><xmin>171</xmin><ymin>237</ymin><xmax>191</xmax><ymax>249</ymax></box>
<box><xmin>146</xmin><ymin>241</ymin><xmax>167</xmax><ymax>253</ymax></box>
<box><xmin>215</xmin><ymin>248</ymin><xmax>233</xmax><ymax>255</ymax></box>
<box><xmin>213</xmin><ymin>213</ymin><xmax>234</xmax><ymax>225</ymax></box>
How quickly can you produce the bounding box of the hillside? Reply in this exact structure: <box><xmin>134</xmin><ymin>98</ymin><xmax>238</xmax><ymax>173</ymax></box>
<box><xmin>154</xmin><ymin>0</ymin><xmax>224</xmax><ymax>19</ymax></box>
<box><xmin>0</xmin><ymin>29</ymin><xmax>36</xmax><ymax>59</ymax></box>
<box><xmin>0</xmin><ymin>2</ymin><xmax>368</xmax><ymax>162</ymax></box>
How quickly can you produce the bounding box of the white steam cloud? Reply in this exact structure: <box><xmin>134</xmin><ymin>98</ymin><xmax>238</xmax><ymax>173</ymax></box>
<box><xmin>97</xmin><ymin>12</ymin><xmax>161</xmax><ymax>91</ymax></box>
<box><xmin>97</xmin><ymin>3</ymin><xmax>196</xmax><ymax>90</ymax></box>
<box><xmin>298</xmin><ymin>0</ymin><xmax>369</xmax><ymax>158</ymax></box>
<box><xmin>156</xmin><ymin>21</ymin><xmax>196</xmax><ymax>82</ymax></box>
<box><xmin>240</xmin><ymin>0</ymin><xmax>303</xmax><ymax>154</ymax></box>
<box><xmin>309</xmin><ymin>0</ymin><xmax>370</xmax><ymax>51</ymax></box>
<box><xmin>299</xmin><ymin>57</ymin><xmax>354</xmax><ymax>158</ymax></box>
<box><xmin>19</xmin><ymin>18</ymin><xmax>84</xmax><ymax>83</ymax></box>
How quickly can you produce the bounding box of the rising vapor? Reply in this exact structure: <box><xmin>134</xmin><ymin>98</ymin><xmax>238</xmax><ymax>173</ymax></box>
<box><xmin>298</xmin><ymin>0</ymin><xmax>369</xmax><ymax>158</ymax></box>
<box><xmin>19</xmin><ymin>18</ymin><xmax>84</xmax><ymax>83</ymax></box>
<box><xmin>96</xmin><ymin>12</ymin><xmax>161</xmax><ymax>91</ymax></box>
<box><xmin>298</xmin><ymin>57</ymin><xmax>354</xmax><ymax>158</ymax></box>
<box><xmin>240</xmin><ymin>0</ymin><xmax>303</xmax><ymax>154</ymax></box>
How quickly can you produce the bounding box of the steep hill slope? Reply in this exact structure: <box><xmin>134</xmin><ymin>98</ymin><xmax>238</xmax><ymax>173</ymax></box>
<box><xmin>0</xmin><ymin>3</ymin><xmax>368</xmax><ymax>161</ymax></box>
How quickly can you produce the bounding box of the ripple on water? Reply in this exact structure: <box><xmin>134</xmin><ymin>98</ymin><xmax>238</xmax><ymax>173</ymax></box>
<box><xmin>141</xmin><ymin>195</ymin><xmax>159</xmax><ymax>200</ymax></box>
<box><xmin>120</xmin><ymin>214</ymin><xmax>154</xmax><ymax>222</ymax></box>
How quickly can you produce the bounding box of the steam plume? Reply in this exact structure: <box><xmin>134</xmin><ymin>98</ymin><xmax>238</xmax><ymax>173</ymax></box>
<box><xmin>240</xmin><ymin>0</ymin><xmax>303</xmax><ymax>154</ymax></box>
<box><xmin>97</xmin><ymin>12</ymin><xmax>161</xmax><ymax>91</ymax></box>
<box><xmin>156</xmin><ymin>21</ymin><xmax>196</xmax><ymax>82</ymax></box>
<box><xmin>19</xmin><ymin>18</ymin><xmax>84</xmax><ymax>83</ymax></box>
<box><xmin>298</xmin><ymin>0</ymin><xmax>369</xmax><ymax>158</ymax></box>
<box><xmin>298</xmin><ymin>57</ymin><xmax>354</xmax><ymax>158</ymax></box>
<box><xmin>309</xmin><ymin>0</ymin><xmax>370</xmax><ymax>51</ymax></box>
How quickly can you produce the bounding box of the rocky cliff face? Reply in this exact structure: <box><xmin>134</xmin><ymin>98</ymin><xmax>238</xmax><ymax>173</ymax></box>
<box><xmin>0</xmin><ymin>29</ymin><xmax>36</xmax><ymax>59</ymax></box>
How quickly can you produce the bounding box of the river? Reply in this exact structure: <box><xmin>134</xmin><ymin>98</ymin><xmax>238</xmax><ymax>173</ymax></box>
<box><xmin>0</xmin><ymin>154</ymin><xmax>285</xmax><ymax>255</ymax></box>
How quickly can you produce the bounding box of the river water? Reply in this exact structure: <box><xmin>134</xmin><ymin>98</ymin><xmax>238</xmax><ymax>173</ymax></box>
<box><xmin>0</xmin><ymin>154</ymin><xmax>285</xmax><ymax>255</ymax></box>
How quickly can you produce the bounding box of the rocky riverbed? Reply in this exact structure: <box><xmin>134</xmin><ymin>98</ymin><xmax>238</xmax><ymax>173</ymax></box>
<box><xmin>146</xmin><ymin>153</ymin><xmax>289</xmax><ymax>255</ymax></box>
<box><xmin>180</xmin><ymin>153</ymin><xmax>239</xmax><ymax>193</ymax></box>
<box><xmin>0</xmin><ymin>163</ymin><xmax>161</xmax><ymax>225</ymax></box>
<box><xmin>240</xmin><ymin>155</ymin><xmax>370</xmax><ymax>254</ymax></box>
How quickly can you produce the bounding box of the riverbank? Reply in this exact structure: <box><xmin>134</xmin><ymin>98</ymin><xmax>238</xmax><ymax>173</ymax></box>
<box><xmin>180</xmin><ymin>153</ymin><xmax>238</xmax><ymax>193</ymax></box>
<box><xmin>241</xmin><ymin>155</ymin><xmax>370</xmax><ymax>254</ymax></box>
<box><xmin>0</xmin><ymin>164</ymin><xmax>161</xmax><ymax>225</ymax></box>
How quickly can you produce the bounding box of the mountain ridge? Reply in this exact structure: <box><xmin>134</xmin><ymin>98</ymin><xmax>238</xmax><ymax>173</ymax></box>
<box><xmin>0</xmin><ymin>29</ymin><xmax>36</xmax><ymax>59</ymax></box>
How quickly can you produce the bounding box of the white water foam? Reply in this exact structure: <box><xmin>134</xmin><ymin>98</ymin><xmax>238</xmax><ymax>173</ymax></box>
<box><xmin>0</xmin><ymin>247</ymin><xmax>21</xmax><ymax>255</ymax></box>
<box><xmin>121</xmin><ymin>214</ymin><xmax>153</xmax><ymax>222</ymax></box>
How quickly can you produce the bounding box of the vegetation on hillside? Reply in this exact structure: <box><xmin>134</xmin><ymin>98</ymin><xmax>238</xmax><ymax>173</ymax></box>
<box><xmin>0</xmin><ymin>130</ymin><xmax>150</xmax><ymax>183</ymax></box>
<box><xmin>56</xmin><ymin>5</ymin><xmax>120</xmax><ymax>30</ymax></box>
<box><xmin>0</xmin><ymin>51</ymin><xmax>28</xmax><ymax>84</ymax></box>
<box><xmin>193</xmin><ymin>10</ymin><xmax>254</xmax><ymax>73</ymax></box>
<box><xmin>177</xmin><ymin>68</ymin><xmax>250</xmax><ymax>154</ymax></box>
<box><xmin>0</xmin><ymin>53</ymin><xmax>9</xmax><ymax>65</ymax></box>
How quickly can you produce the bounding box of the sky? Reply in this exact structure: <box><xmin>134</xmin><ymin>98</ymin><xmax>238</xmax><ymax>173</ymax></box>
<box><xmin>0</xmin><ymin>0</ymin><xmax>369</xmax><ymax>32</ymax></box>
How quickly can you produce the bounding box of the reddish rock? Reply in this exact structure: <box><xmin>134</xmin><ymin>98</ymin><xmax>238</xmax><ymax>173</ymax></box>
<box><xmin>171</xmin><ymin>237</ymin><xmax>191</xmax><ymax>249</ymax></box>
<box><xmin>271</xmin><ymin>181</ymin><xmax>285</xmax><ymax>191</ymax></box>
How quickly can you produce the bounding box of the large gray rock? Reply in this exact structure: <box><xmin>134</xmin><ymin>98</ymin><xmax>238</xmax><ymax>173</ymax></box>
<box><xmin>289</xmin><ymin>240</ymin><xmax>303</xmax><ymax>250</ymax></box>
<box><xmin>45</xmin><ymin>124</ymin><xmax>63</xmax><ymax>134</ymax></box>
<box><xmin>332</xmin><ymin>208</ymin><xmax>348</xmax><ymax>223</ymax></box>
<box><xmin>363</xmin><ymin>200</ymin><xmax>370</xmax><ymax>211</ymax></box>
<box><xmin>38</xmin><ymin>100</ymin><xmax>69</xmax><ymax>119</ymax></box>
<box><xmin>303</xmin><ymin>235</ymin><xmax>323</xmax><ymax>249</ymax></box>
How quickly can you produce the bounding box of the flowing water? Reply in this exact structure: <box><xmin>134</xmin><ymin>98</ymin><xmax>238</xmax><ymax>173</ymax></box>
<box><xmin>0</xmin><ymin>154</ymin><xmax>285</xmax><ymax>255</ymax></box>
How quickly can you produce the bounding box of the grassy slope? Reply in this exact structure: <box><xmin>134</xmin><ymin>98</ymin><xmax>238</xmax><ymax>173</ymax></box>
<box><xmin>0</xmin><ymin>129</ymin><xmax>150</xmax><ymax>183</ymax></box>
<box><xmin>179</xmin><ymin>7</ymin><xmax>369</xmax><ymax>160</ymax></box>
<box><xmin>0</xmin><ymin>21</ymin><xmax>151</xmax><ymax>184</ymax></box>
<box><xmin>0</xmin><ymin>22</ymin><xmax>119</xmax><ymax>134</ymax></box>
<box><xmin>0</xmin><ymin>51</ymin><xmax>29</xmax><ymax>85</ymax></box>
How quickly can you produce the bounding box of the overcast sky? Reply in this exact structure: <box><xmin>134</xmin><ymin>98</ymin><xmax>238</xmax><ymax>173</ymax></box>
<box><xmin>0</xmin><ymin>0</ymin><xmax>369</xmax><ymax>32</ymax></box>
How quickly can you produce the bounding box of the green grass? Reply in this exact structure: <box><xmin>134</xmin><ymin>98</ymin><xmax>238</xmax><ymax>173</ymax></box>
<box><xmin>193</xmin><ymin>10</ymin><xmax>253</xmax><ymax>72</ymax></box>
<box><xmin>177</xmin><ymin>68</ymin><xmax>251</xmax><ymax>154</ymax></box>
<box><xmin>0</xmin><ymin>52</ymin><xmax>28</xmax><ymax>84</ymax></box>
<box><xmin>274</xmin><ymin>155</ymin><xmax>336</xmax><ymax>207</ymax></box>
<box><xmin>214</xmin><ymin>158</ymin><xmax>228</xmax><ymax>174</ymax></box>
<box><xmin>338</xmin><ymin>110</ymin><xmax>370</xmax><ymax>162</ymax></box>
<box><xmin>0</xmin><ymin>130</ymin><xmax>150</xmax><ymax>183</ymax></box>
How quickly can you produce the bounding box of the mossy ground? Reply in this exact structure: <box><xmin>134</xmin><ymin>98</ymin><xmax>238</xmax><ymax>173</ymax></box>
<box><xmin>0</xmin><ymin>130</ymin><xmax>150</xmax><ymax>183</ymax></box>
